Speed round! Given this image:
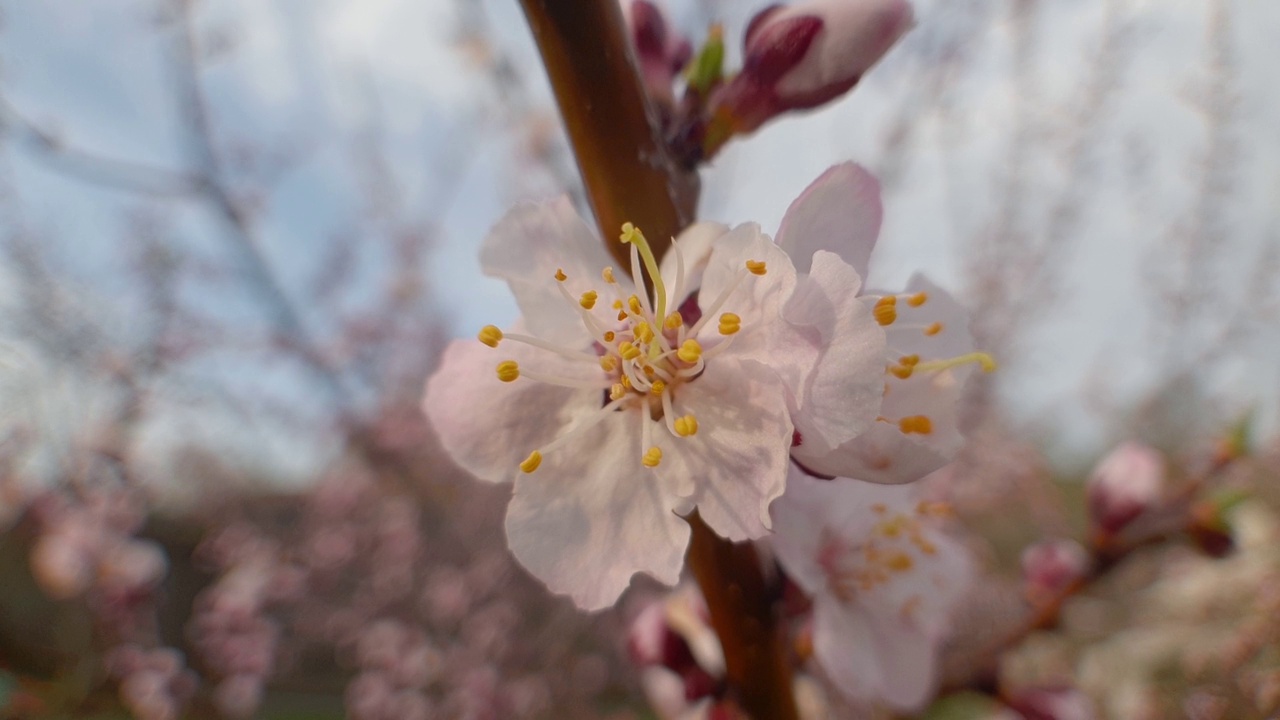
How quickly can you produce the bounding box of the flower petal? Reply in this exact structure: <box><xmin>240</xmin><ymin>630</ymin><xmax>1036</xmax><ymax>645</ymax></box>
<box><xmin>812</xmin><ymin>596</ymin><xmax>883</xmax><ymax>703</ymax></box>
<box><xmin>695</xmin><ymin>223</ymin><xmax>798</xmax><ymax>367</ymax></box>
<box><xmin>505</xmin><ymin>410</ymin><xmax>690</xmax><ymax>611</ymax></box>
<box><xmin>423</xmin><ymin>331</ymin><xmax>602</xmax><ymax>484</ymax></box>
<box><xmin>881</xmin><ymin>273</ymin><xmax>973</xmax><ymax>361</ymax></box>
<box><xmin>660</xmin><ymin>357</ymin><xmax>792</xmax><ymax>541</ymax></box>
<box><xmin>660</xmin><ymin>221</ymin><xmax>727</xmax><ymax>312</ymax></box>
<box><xmin>775</xmin><ymin>162</ymin><xmax>882</xmax><ymax>278</ymax></box>
<box><xmin>785</xmin><ymin>251</ymin><xmax>885</xmax><ymax>453</ymax></box>
<box><xmin>480</xmin><ymin>198</ymin><xmax>627</xmax><ymax>346</ymax></box>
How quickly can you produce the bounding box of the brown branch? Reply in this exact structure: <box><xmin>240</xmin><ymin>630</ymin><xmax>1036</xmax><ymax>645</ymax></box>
<box><xmin>516</xmin><ymin>0</ymin><xmax>698</xmax><ymax>268</ymax></box>
<box><xmin>515</xmin><ymin>2</ymin><xmax>796</xmax><ymax>717</ymax></box>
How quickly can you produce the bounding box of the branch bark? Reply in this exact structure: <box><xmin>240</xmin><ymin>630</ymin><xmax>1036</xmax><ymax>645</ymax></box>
<box><xmin>516</xmin><ymin>2</ymin><xmax>797</xmax><ymax>717</ymax></box>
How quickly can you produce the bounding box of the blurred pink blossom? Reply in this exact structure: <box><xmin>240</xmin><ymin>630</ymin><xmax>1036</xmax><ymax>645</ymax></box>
<box><xmin>1086</xmin><ymin>441</ymin><xmax>1165</xmax><ymax>534</ymax></box>
<box><xmin>771</xmin><ymin>473</ymin><xmax>974</xmax><ymax>711</ymax></box>
<box><xmin>1021</xmin><ymin>539</ymin><xmax>1090</xmax><ymax>604</ymax></box>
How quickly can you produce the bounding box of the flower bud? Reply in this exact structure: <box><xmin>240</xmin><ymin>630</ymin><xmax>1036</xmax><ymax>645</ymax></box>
<box><xmin>707</xmin><ymin>0</ymin><xmax>914</xmax><ymax>143</ymax></box>
<box><xmin>625</xmin><ymin>1</ymin><xmax>693</xmax><ymax>109</ymax></box>
<box><xmin>1005</xmin><ymin>686</ymin><xmax>1098</xmax><ymax>720</ymax></box>
<box><xmin>1020</xmin><ymin>539</ymin><xmax>1089</xmax><ymax>604</ymax></box>
<box><xmin>1086</xmin><ymin>441</ymin><xmax>1164</xmax><ymax>534</ymax></box>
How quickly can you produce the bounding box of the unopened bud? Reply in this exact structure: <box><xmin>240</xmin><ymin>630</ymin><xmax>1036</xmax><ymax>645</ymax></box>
<box><xmin>625</xmin><ymin>1</ymin><xmax>694</xmax><ymax>110</ymax></box>
<box><xmin>1086</xmin><ymin>441</ymin><xmax>1164</xmax><ymax>534</ymax></box>
<box><xmin>706</xmin><ymin>0</ymin><xmax>914</xmax><ymax>150</ymax></box>
<box><xmin>1020</xmin><ymin>539</ymin><xmax>1089</xmax><ymax>604</ymax></box>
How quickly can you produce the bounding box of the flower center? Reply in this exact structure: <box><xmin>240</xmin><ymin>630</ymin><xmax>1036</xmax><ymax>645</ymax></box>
<box><xmin>480</xmin><ymin>223</ymin><xmax>766</xmax><ymax>474</ymax></box>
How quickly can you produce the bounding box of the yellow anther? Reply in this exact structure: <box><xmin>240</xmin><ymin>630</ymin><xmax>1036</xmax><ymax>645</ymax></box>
<box><xmin>603</xmin><ymin>331</ymin><xmax>616</xmax><ymax>342</ymax></box>
<box><xmin>520</xmin><ymin>451</ymin><xmax>542</xmax><ymax>473</ymax></box>
<box><xmin>643</xmin><ymin>365</ymin><xmax>656</xmax><ymax>378</ymax></box>
<box><xmin>674</xmin><ymin>415</ymin><xmax>699</xmax><ymax>437</ymax></box>
<box><xmin>618</xmin><ymin>310</ymin><xmax>628</xmax><ymax>321</ymax></box>
<box><xmin>496</xmin><ymin>360</ymin><xmax>520</xmax><ymax>383</ymax></box>
<box><xmin>555</xmin><ymin>268</ymin><xmax>567</xmax><ymax>282</ymax></box>
<box><xmin>602</xmin><ymin>267</ymin><xmax>617</xmax><ymax>284</ymax></box>
<box><xmin>642</xmin><ymin>446</ymin><xmax>663</xmax><ymax>468</ymax></box>
<box><xmin>900</xmin><ymin>354</ymin><xmax>920</xmax><ymax>366</ymax></box>
<box><xmin>629</xmin><ymin>295</ymin><xmax>644</xmax><ymax>315</ymax></box>
<box><xmin>600</xmin><ymin>355</ymin><xmax>618</xmax><ymax>372</ymax></box>
<box><xmin>873</xmin><ymin>296</ymin><xmax>898</xmax><ymax>326</ymax></box>
<box><xmin>619</xmin><ymin>342</ymin><xmax>641</xmax><ymax>361</ymax></box>
<box><xmin>871</xmin><ymin>504</ymin><xmax>888</xmax><ymax>515</ymax></box>
<box><xmin>678</xmin><ymin>339</ymin><xmax>703</xmax><ymax>364</ymax></box>
<box><xmin>718</xmin><ymin>313</ymin><xmax>741</xmax><ymax>336</ymax></box>
<box><xmin>885</xmin><ymin>552</ymin><xmax>914</xmax><ymax>572</ymax></box>
<box><xmin>745</xmin><ymin>259</ymin><xmax>767</xmax><ymax>276</ymax></box>
<box><xmin>907</xmin><ymin>292</ymin><xmax>928</xmax><ymax>307</ymax></box>
<box><xmin>898</xmin><ymin>415</ymin><xmax>933</xmax><ymax>435</ymax></box>
<box><xmin>650</xmin><ymin>380</ymin><xmax>666</xmax><ymax>395</ymax></box>
<box><xmin>916</xmin><ymin>501</ymin><xmax>954</xmax><ymax>518</ymax></box>
<box><xmin>477</xmin><ymin>325</ymin><xmax>503</xmax><ymax>348</ymax></box>
<box><xmin>613</xmin><ymin>299</ymin><xmax>624</xmax><ymax>310</ymax></box>
<box><xmin>664</xmin><ymin>311</ymin><xmax>683</xmax><ymax>330</ymax></box>
<box><xmin>620</xmin><ymin>375</ymin><xmax>632</xmax><ymax>389</ymax></box>
<box><xmin>610</xmin><ymin>383</ymin><xmax>627</xmax><ymax>400</ymax></box>
<box><xmin>924</xmin><ymin>322</ymin><xmax>943</xmax><ymax>336</ymax></box>
<box><xmin>579</xmin><ymin>290</ymin><xmax>598</xmax><ymax>310</ymax></box>
<box><xmin>889</xmin><ymin>364</ymin><xmax>914</xmax><ymax>380</ymax></box>
<box><xmin>634</xmin><ymin>322</ymin><xmax>654</xmax><ymax>344</ymax></box>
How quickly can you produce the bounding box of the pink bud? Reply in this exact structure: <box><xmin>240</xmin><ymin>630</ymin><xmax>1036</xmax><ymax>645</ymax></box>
<box><xmin>712</xmin><ymin>0</ymin><xmax>913</xmax><ymax>134</ymax></box>
<box><xmin>1086</xmin><ymin>441</ymin><xmax>1165</xmax><ymax>534</ymax></box>
<box><xmin>625</xmin><ymin>1</ymin><xmax>693</xmax><ymax>110</ymax></box>
<box><xmin>1006</xmin><ymin>686</ymin><xmax>1097</xmax><ymax>720</ymax></box>
<box><xmin>30</xmin><ymin>533</ymin><xmax>93</xmax><ymax>599</ymax></box>
<box><xmin>1020</xmin><ymin>539</ymin><xmax>1089</xmax><ymax>603</ymax></box>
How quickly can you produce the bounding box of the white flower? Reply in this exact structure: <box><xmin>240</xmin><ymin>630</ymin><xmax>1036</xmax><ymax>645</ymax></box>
<box><xmin>424</xmin><ymin>198</ymin><xmax>884</xmax><ymax>609</ymax></box>
<box><xmin>771</xmin><ymin>471</ymin><xmax>974</xmax><ymax>711</ymax></box>
<box><xmin>773</xmin><ymin>162</ymin><xmax>994</xmax><ymax>484</ymax></box>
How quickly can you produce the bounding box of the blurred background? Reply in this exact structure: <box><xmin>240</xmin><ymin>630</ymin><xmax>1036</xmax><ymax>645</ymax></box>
<box><xmin>0</xmin><ymin>0</ymin><xmax>1277</xmax><ymax>718</ymax></box>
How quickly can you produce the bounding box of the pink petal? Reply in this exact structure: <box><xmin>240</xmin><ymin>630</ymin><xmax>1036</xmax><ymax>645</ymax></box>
<box><xmin>785</xmin><ymin>251</ymin><xmax>885</xmax><ymax>453</ymax></box>
<box><xmin>660</xmin><ymin>357</ymin><xmax>793</xmax><ymax>541</ymax></box>
<box><xmin>480</xmin><ymin>198</ymin><xmax>626</xmax><ymax>346</ymax></box>
<box><xmin>775</xmin><ymin>162</ymin><xmax>883</xmax><ymax>279</ymax></box>
<box><xmin>423</xmin><ymin>334</ymin><xmax>600</xmax><ymax>484</ymax></box>
<box><xmin>505</xmin><ymin>410</ymin><xmax>690</xmax><ymax>611</ymax></box>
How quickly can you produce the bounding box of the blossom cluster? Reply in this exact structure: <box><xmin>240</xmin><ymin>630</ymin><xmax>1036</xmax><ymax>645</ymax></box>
<box><xmin>424</xmin><ymin>160</ymin><xmax>988</xmax><ymax>709</ymax></box>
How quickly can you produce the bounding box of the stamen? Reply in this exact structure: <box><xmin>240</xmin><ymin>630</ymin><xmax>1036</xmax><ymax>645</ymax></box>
<box><xmin>718</xmin><ymin>313</ymin><xmax>741</xmax><ymax>335</ymax></box>
<box><xmin>600</xmin><ymin>355</ymin><xmax>618</xmax><ymax>372</ymax></box>
<box><xmin>664</xmin><ymin>312</ymin><xmax>683</xmax><ymax>331</ymax></box>
<box><xmin>677</xmin><ymin>339</ymin><xmax>702</xmax><ymax>364</ymax></box>
<box><xmin>745</xmin><ymin>259</ymin><xmax>767</xmax><ymax>275</ymax></box>
<box><xmin>650</xmin><ymin>380</ymin><xmax>667</xmax><ymax>395</ymax></box>
<box><xmin>603</xmin><ymin>331</ymin><xmax>616</xmax><ymax>342</ymax></box>
<box><xmin>906</xmin><ymin>292</ymin><xmax>928</xmax><ymax>307</ymax></box>
<box><xmin>628</xmin><ymin>295</ymin><xmax>644</xmax><ymax>315</ymax></box>
<box><xmin>914</xmin><ymin>352</ymin><xmax>998</xmax><ymax>374</ymax></box>
<box><xmin>674</xmin><ymin>415</ymin><xmax>698</xmax><ymax>437</ymax></box>
<box><xmin>633</xmin><ymin>322</ymin><xmax>655</xmax><ymax>344</ymax></box>
<box><xmin>898</xmin><ymin>416</ymin><xmax>933</xmax><ymax>434</ymax></box>
<box><xmin>602</xmin><ymin>267</ymin><xmax>616</xmax><ymax>284</ymax></box>
<box><xmin>688</xmin><ymin>268</ymin><xmax>750</xmax><ymax>337</ymax></box>
<box><xmin>477</xmin><ymin>325</ymin><xmax>503</xmax><ymax>348</ymax></box>
<box><xmin>579</xmin><ymin>291</ymin><xmax>598</xmax><ymax>310</ymax></box>
<box><xmin>924</xmin><ymin>322</ymin><xmax>943</xmax><ymax>336</ymax></box>
<box><xmin>619</xmin><ymin>342</ymin><xmax>642</xmax><ymax>361</ymax></box>
<box><xmin>520</xmin><ymin>369</ymin><xmax>612</xmax><ymax>390</ymax></box>
<box><xmin>610</xmin><ymin>383</ymin><xmax>626</xmax><ymax>400</ymax></box>
<box><xmin>620</xmin><ymin>222</ymin><xmax>668</xmax><ymax>327</ymax></box>
<box><xmin>889</xmin><ymin>364</ymin><xmax>913</xmax><ymax>379</ymax></box>
<box><xmin>555</xmin><ymin>268</ymin><xmax>567</xmax><ymax>282</ymax></box>
<box><xmin>642</xmin><ymin>446</ymin><xmax>663</xmax><ymax>468</ymax></box>
<box><xmin>520</xmin><ymin>451</ymin><xmax>542</xmax><ymax>473</ymax></box>
<box><xmin>900</xmin><ymin>355</ymin><xmax>920</xmax><ymax>366</ymax></box>
<box><xmin>874</xmin><ymin>296</ymin><xmax>898</xmax><ymax>326</ymax></box>
<box><xmin>496</xmin><ymin>361</ymin><xmax>520</xmax><ymax>383</ymax></box>
<box><xmin>504</xmin><ymin>332</ymin><xmax>600</xmax><ymax>363</ymax></box>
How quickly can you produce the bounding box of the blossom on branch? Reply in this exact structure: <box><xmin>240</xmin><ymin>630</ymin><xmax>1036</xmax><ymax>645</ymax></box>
<box><xmin>1086</xmin><ymin>441</ymin><xmax>1165</xmax><ymax>535</ymax></box>
<box><xmin>773</xmin><ymin>163</ymin><xmax>993</xmax><ymax>484</ymax></box>
<box><xmin>771</xmin><ymin>472</ymin><xmax>974</xmax><ymax>711</ymax></box>
<box><xmin>423</xmin><ymin>197</ymin><xmax>885</xmax><ymax>609</ymax></box>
